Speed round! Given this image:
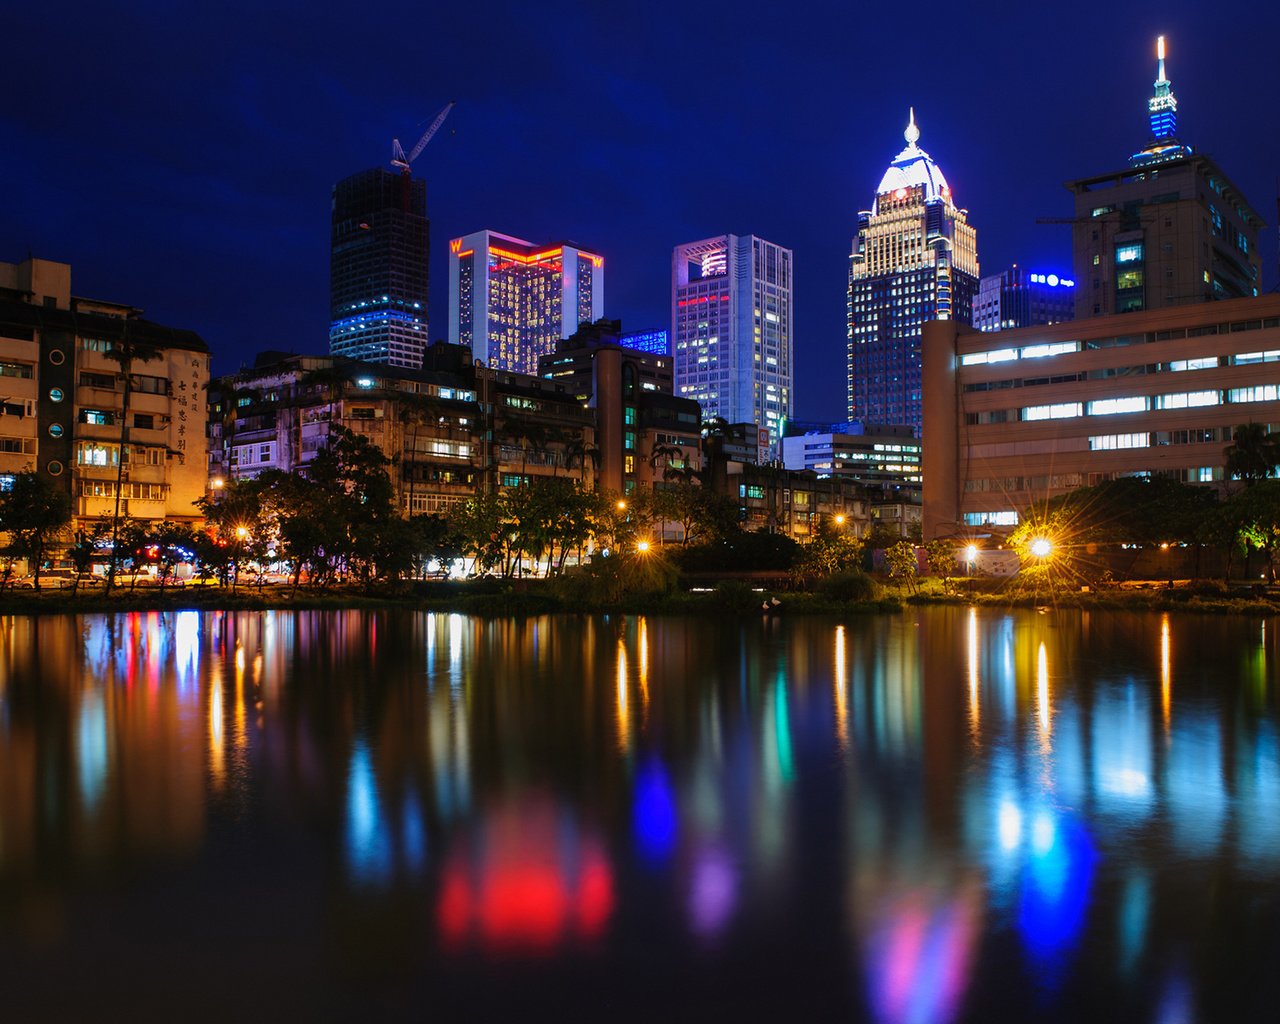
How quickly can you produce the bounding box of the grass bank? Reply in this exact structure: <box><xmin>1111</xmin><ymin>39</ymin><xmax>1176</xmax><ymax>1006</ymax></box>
<box><xmin>2</xmin><ymin>578</ymin><xmax>1278</xmax><ymax>618</ymax></box>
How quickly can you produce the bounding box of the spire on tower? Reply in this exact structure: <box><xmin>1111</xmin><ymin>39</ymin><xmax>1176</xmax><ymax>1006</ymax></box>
<box><xmin>904</xmin><ymin>107</ymin><xmax>920</xmax><ymax>146</ymax></box>
<box><xmin>1131</xmin><ymin>35</ymin><xmax>1192</xmax><ymax>167</ymax></box>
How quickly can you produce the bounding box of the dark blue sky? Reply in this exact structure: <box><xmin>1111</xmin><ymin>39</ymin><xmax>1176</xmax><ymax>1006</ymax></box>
<box><xmin>4</xmin><ymin>1</ymin><xmax>1279</xmax><ymax>420</ymax></box>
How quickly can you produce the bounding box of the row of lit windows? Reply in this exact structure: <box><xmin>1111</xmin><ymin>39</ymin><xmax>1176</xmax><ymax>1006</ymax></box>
<box><xmin>1017</xmin><ymin>386</ymin><xmax>1280</xmax><ymax>421</ymax></box>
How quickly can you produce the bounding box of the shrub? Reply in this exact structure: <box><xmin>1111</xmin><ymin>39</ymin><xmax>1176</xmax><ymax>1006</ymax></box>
<box><xmin>818</xmin><ymin>569</ymin><xmax>877</xmax><ymax>603</ymax></box>
<box><xmin>711</xmin><ymin>579</ymin><xmax>760</xmax><ymax>612</ymax></box>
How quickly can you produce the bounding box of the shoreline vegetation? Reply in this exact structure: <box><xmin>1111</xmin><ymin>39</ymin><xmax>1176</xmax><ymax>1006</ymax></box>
<box><xmin>5</xmin><ymin>576</ymin><xmax>1280</xmax><ymax>618</ymax></box>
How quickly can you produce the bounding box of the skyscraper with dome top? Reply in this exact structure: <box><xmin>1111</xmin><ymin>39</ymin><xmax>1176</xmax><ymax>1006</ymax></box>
<box><xmin>847</xmin><ymin>111</ymin><xmax>978</xmax><ymax>434</ymax></box>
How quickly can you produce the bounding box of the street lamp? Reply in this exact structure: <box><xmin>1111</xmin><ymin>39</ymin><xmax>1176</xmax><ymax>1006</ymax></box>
<box><xmin>1030</xmin><ymin>537</ymin><xmax>1052</xmax><ymax>559</ymax></box>
<box><xmin>617</xmin><ymin>499</ymin><xmax>628</xmax><ymax>512</ymax></box>
<box><xmin>636</xmin><ymin>540</ymin><xmax>651</xmax><ymax>554</ymax></box>
<box><xmin>834</xmin><ymin>514</ymin><xmax>846</xmax><ymax>527</ymax></box>
<box><xmin>235</xmin><ymin>526</ymin><xmax>248</xmax><ymax>540</ymax></box>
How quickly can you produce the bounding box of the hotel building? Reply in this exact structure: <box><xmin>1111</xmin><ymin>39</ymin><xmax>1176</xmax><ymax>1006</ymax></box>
<box><xmin>447</xmin><ymin>230</ymin><xmax>603</xmax><ymax>375</ymax></box>
<box><xmin>1066</xmin><ymin>37</ymin><xmax>1263</xmax><ymax>319</ymax></box>
<box><xmin>922</xmin><ymin>295</ymin><xmax>1280</xmax><ymax>539</ymax></box>
<box><xmin>671</xmin><ymin>234</ymin><xmax>793</xmax><ymax>446</ymax></box>
<box><xmin>848</xmin><ymin>111</ymin><xmax>978</xmax><ymax>433</ymax></box>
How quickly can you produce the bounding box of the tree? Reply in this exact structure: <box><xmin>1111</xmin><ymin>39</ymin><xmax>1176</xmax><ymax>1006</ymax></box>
<box><xmin>924</xmin><ymin>539</ymin><xmax>960</xmax><ymax>595</ymax></box>
<box><xmin>648</xmin><ymin>442</ymin><xmax>683</xmax><ymax>482</ymax></box>
<box><xmin>0</xmin><ymin>471</ymin><xmax>72</xmax><ymax>586</ymax></box>
<box><xmin>792</xmin><ymin>521</ymin><xmax>862</xmax><ymax>582</ymax></box>
<box><xmin>1226</xmin><ymin>422</ymin><xmax>1280</xmax><ymax>486</ymax></box>
<box><xmin>103</xmin><ymin>322</ymin><xmax>163</xmax><ymax>587</ymax></box>
<box><xmin>68</xmin><ymin>523</ymin><xmax>108</xmax><ymax>595</ymax></box>
<box><xmin>648</xmin><ymin>482</ymin><xmax>737</xmax><ymax>546</ymax></box>
<box><xmin>884</xmin><ymin>540</ymin><xmax>919</xmax><ymax>593</ymax></box>
<box><xmin>148</xmin><ymin>521</ymin><xmax>197</xmax><ymax>590</ymax></box>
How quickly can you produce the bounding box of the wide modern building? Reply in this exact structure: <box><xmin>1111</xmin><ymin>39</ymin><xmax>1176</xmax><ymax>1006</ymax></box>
<box><xmin>671</xmin><ymin>234</ymin><xmax>793</xmax><ymax>446</ymax></box>
<box><xmin>0</xmin><ymin>257</ymin><xmax>209</xmax><ymax>539</ymax></box>
<box><xmin>447</xmin><ymin>230</ymin><xmax>604</xmax><ymax>375</ymax></box>
<box><xmin>848</xmin><ymin>110</ymin><xmax>978</xmax><ymax>434</ymax></box>
<box><xmin>329</xmin><ymin>168</ymin><xmax>430</xmax><ymax>368</ymax></box>
<box><xmin>781</xmin><ymin>421</ymin><xmax>921</xmax><ymax>493</ymax></box>
<box><xmin>1065</xmin><ymin>37</ymin><xmax>1263</xmax><ymax>319</ymax></box>
<box><xmin>922</xmin><ymin>294</ymin><xmax>1280</xmax><ymax>539</ymax></box>
<box><xmin>973</xmin><ymin>266</ymin><xmax>1076</xmax><ymax>332</ymax></box>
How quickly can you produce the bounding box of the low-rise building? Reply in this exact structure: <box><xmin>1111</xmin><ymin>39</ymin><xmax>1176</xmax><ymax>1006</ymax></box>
<box><xmin>922</xmin><ymin>294</ymin><xmax>1280</xmax><ymax>538</ymax></box>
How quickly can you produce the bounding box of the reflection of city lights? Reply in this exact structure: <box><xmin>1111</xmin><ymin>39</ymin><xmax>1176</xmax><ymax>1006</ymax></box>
<box><xmin>638</xmin><ymin>616</ymin><xmax>649</xmax><ymax>712</ymax></box>
<box><xmin>967</xmin><ymin>608</ymin><xmax>980</xmax><ymax>738</ymax></box>
<box><xmin>616</xmin><ymin>640</ymin><xmax>629</xmax><ymax>753</ymax></box>
<box><xmin>437</xmin><ymin>801</ymin><xmax>614</xmax><ymax>953</ymax></box>
<box><xmin>689</xmin><ymin>845</ymin><xmax>736</xmax><ymax>939</ymax></box>
<box><xmin>345</xmin><ymin>739</ymin><xmax>392</xmax><ymax>885</ymax></box>
<box><xmin>633</xmin><ymin>759</ymin><xmax>677</xmax><ymax>865</ymax></box>
<box><xmin>1037</xmin><ymin>642</ymin><xmax>1051</xmax><ymax>740</ymax></box>
<box><xmin>1160</xmin><ymin>614</ymin><xmax>1171</xmax><ymax>730</ymax></box>
<box><xmin>1031</xmin><ymin>812</ymin><xmax>1055</xmax><ymax>856</ymax></box>
<box><xmin>834</xmin><ymin>625</ymin><xmax>848</xmax><ymax>749</ymax></box>
<box><xmin>998</xmin><ymin>801</ymin><xmax>1022</xmax><ymax>852</ymax></box>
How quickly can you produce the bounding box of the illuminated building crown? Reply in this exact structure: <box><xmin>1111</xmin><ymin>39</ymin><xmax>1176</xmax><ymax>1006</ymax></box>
<box><xmin>873</xmin><ymin>108</ymin><xmax>952</xmax><ymax>211</ymax></box>
<box><xmin>1132</xmin><ymin>35</ymin><xmax>1193</xmax><ymax>167</ymax></box>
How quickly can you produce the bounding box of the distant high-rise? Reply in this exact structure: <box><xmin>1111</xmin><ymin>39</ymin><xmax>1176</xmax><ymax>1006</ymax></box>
<box><xmin>671</xmin><ymin>234</ymin><xmax>793</xmax><ymax>445</ymax></box>
<box><xmin>448</xmin><ymin>230</ymin><xmax>603</xmax><ymax>374</ymax></box>
<box><xmin>329</xmin><ymin>168</ymin><xmax>429</xmax><ymax>369</ymax></box>
<box><xmin>1066</xmin><ymin>36</ymin><xmax>1263</xmax><ymax>318</ymax></box>
<box><xmin>621</xmin><ymin>328</ymin><xmax>669</xmax><ymax>356</ymax></box>
<box><xmin>973</xmin><ymin>266</ymin><xmax>1076</xmax><ymax>332</ymax></box>
<box><xmin>848</xmin><ymin>111</ymin><xmax>978</xmax><ymax>434</ymax></box>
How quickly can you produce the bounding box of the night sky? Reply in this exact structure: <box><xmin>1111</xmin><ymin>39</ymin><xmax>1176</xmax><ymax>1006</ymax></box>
<box><xmin>5</xmin><ymin>1</ymin><xmax>1280</xmax><ymax>420</ymax></box>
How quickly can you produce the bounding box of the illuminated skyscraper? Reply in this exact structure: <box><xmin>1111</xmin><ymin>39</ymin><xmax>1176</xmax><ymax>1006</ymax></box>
<box><xmin>329</xmin><ymin>168</ymin><xmax>429</xmax><ymax>369</ymax></box>
<box><xmin>447</xmin><ymin>230</ymin><xmax>604</xmax><ymax>374</ymax></box>
<box><xmin>1066</xmin><ymin>37</ymin><xmax>1262</xmax><ymax>317</ymax></box>
<box><xmin>671</xmin><ymin>234</ymin><xmax>793</xmax><ymax>445</ymax></box>
<box><xmin>847</xmin><ymin>111</ymin><xmax>978</xmax><ymax>434</ymax></box>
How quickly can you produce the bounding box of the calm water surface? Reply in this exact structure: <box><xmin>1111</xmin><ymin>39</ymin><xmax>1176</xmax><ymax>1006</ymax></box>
<box><xmin>2</xmin><ymin>608</ymin><xmax>1279</xmax><ymax>1021</ymax></box>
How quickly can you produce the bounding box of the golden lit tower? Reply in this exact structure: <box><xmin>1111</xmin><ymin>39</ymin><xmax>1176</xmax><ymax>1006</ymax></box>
<box><xmin>847</xmin><ymin>110</ymin><xmax>978</xmax><ymax>434</ymax></box>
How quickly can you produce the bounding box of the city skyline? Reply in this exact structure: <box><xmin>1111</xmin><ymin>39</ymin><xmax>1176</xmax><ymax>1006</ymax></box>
<box><xmin>4</xmin><ymin>3</ymin><xmax>1279</xmax><ymax>421</ymax></box>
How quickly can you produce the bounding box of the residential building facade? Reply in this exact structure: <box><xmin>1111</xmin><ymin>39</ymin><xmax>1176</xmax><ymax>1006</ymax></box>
<box><xmin>922</xmin><ymin>295</ymin><xmax>1280</xmax><ymax>539</ymax></box>
<box><xmin>848</xmin><ymin>111</ymin><xmax>978</xmax><ymax>434</ymax></box>
<box><xmin>0</xmin><ymin>257</ymin><xmax>209</xmax><ymax>536</ymax></box>
<box><xmin>329</xmin><ymin>168</ymin><xmax>430</xmax><ymax>368</ymax></box>
<box><xmin>447</xmin><ymin>230</ymin><xmax>604</xmax><ymax>374</ymax></box>
<box><xmin>671</xmin><ymin>234</ymin><xmax>793</xmax><ymax>446</ymax></box>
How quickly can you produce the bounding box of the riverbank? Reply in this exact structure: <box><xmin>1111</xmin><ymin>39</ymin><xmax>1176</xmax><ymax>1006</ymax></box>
<box><xmin>3</xmin><ymin>577</ymin><xmax>1280</xmax><ymax>617</ymax></box>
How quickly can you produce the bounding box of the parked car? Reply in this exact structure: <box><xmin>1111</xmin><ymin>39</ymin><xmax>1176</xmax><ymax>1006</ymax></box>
<box><xmin>181</xmin><ymin>574</ymin><xmax>222</xmax><ymax>587</ymax></box>
<box><xmin>10</xmin><ymin>569</ymin><xmax>83</xmax><ymax>589</ymax></box>
<box><xmin>111</xmin><ymin>571</ymin><xmax>159</xmax><ymax>587</ymax></box>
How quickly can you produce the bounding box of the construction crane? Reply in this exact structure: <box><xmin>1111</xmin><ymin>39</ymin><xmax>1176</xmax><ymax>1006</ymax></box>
<box><xmin>391</xmin><ymin>101</ymin><xmax>455</xmax><ymax>176</ymax></box>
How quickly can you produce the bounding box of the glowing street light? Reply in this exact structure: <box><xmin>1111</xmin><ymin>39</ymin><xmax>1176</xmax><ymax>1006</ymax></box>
<box><xmin>211</xmin><ymin>477</ymin><xmax>224</xmax><ymax>490</ymax></box>
<box><xmin>834</xmin><ymin>514</ymin><xmax>846</xmax><ymax>526</ymax></box>
<box><xmin>616</xmin><ymin>500</ymin><xmax>628</xmax><ymax>512</ymax></box>
<box><xmin>636</xmin><ymin>540</ymin><xmax>651</xmax><ymax>554</ymax></box>
<box><xmin>1030</xmin><ymin>537</ymin><xmax>1052</xmax><ymax>559</ymax></box>
<box><xmin>235</xmin><ymin>526</ymin><xmax>249</xmax><ymax>540</ymax></box>
<box><xmin>965</xmin><ymin>544</ymin><xmax>978</xmax><ymax>563</ymax></box>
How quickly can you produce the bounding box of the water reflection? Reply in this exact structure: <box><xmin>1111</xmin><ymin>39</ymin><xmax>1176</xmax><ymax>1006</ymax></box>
<box><xmin>0</xmin><ymin>608</ymin><xmax>1279</xmax><ymax>1018</ymax></box>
